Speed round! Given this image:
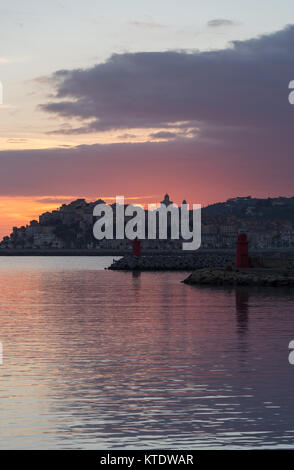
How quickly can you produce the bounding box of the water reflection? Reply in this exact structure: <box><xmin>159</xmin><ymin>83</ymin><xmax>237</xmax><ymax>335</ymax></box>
<box><xmin>235</xmin><ymin>289</ymin><xmax>249</xmax><ymax>334</ymax></box>
<box><xmin>0</xmin><ymin>257</ymin><xmax>294</xmax><ymax>449</ymax></box>
<box><xmin>132</xmin><ymin>270</ymin><xmax>141</xmax><ymax>279</ymax></box>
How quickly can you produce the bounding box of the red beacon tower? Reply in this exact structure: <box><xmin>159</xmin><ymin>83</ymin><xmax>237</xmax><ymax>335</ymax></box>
<box><xmin>132</xmin><ymin>237</ymin><xmax>141</xmax><ymax>257</ymax></box>
<box><xmin>236</xmin><ymin>233</ymin><xmax>249</xmax><ymax>268</ymax></box>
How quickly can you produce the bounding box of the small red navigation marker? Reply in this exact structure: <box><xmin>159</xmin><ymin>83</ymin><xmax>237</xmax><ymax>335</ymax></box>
<box><xmin>132</xmin><ymin>237</ymin><xmax>141</xmax><ymax>257</ymax></box>
<box><xmin>236</xmin><ymin>233</ymin><xmax>249</xmax><ymax>268</ymax></box>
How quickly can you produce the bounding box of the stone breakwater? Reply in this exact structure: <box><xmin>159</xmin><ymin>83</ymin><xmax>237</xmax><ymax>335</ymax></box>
<box><xmin>183</xmin><ymin>268</ymin><xmax>294</xmax><ymax>287</ymax></box>
<box><xmin>108</xmin><ymin>254</ymin><xmax>234</xmax><ymax>271</ymax></box>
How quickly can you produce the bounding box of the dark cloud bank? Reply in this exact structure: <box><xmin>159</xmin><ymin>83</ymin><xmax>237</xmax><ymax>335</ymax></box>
<box><xmin>2</xmin><ymin>25</ymin><xmax>294</xmax><ymax>200</ymax></box>
<box><xmin>40</xmin><ymin>25</ymin><xmax>294</xmax><ymax>134</ymax></box>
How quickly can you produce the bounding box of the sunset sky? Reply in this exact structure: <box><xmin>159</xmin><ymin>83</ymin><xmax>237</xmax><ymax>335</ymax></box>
<box><xmin>1</xmin><ymin>0</ymin><xmax>294</xmax><ymax>237</ymax></box>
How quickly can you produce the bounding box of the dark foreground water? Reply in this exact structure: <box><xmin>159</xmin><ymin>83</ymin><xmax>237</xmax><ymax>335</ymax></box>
<box><xmin>0</xmin><ymin>256</ymin><xmax>294</xmax><ymax>449</ymax></box>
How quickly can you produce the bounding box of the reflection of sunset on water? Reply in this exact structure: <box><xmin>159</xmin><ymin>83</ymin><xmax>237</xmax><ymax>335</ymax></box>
<box><xmin>0</xmin><ymin>258</ymin><xmax>294</xmax><ymax>449</ymax></box>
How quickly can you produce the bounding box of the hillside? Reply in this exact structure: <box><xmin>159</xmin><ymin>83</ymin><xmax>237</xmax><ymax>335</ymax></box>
<box><xmin>1</xmin><ymin>195</ymin><xmax>294</xmax><ymax>250</ymax></box>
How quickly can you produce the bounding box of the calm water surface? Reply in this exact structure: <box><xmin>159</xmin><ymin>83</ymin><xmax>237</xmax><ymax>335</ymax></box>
<box><xmin>0</xmin><ymin>256</ymin><xmax>294</xmax><ymax>449</ymax></box>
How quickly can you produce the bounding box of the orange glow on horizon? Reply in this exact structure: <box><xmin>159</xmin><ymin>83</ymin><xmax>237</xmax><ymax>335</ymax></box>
<box><xmin>0</xmin><ymin>194</ymin><xmax>163</xmax><ymax>239</ymax></box>
<box><xmin>0</xmin><ymin>196</ymin><xmax>73</xmax><ymax>238</ymax></box>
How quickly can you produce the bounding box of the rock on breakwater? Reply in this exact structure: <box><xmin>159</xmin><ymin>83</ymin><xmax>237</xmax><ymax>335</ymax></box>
<box><xmin>108</xmin><ymin>253</ymin><xmax>234</xmax><ymax>271</ymax></box>
<box><xmin>183</xmin><ymin>268</ymin><xmax>294</xmax><ymax>287</ymax></box>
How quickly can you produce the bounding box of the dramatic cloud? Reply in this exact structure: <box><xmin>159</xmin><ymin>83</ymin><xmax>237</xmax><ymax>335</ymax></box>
<box><xmin>1</xmin><ymin>25</ymin><xmax>293</xmax><ymax>223</ymax></box>
<box><xmin>207</xmin><ymin>19</ymin><xmax>239</xmax><ymax>28</ymax></box>
<box><xmin>40</xmin><ymin>25</ymin><xmax>294</xmax><ymax>141</ymax></box>
<box><xmin>0</xmin><ymin>131</ymin><xmax>293</xmax><ymax>202</ymax></box>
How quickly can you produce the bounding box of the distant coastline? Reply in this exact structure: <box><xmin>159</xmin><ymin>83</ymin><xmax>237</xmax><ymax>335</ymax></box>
<box><xmin>1</xmin><ymin>248</ymin><xmax>294</xmax><ymax>257</ymax></box>
<box><xmin>0</xmin><ymin>248</ymin><xmax>233</xmax><ymax>257</ymax></box>
<box><xmin>0</xmin><ymin>248</ymin><xmax>128</xmax><ymax>256</ymax></box>
<box><xmin>2</xmin><ymin>195</ymin><xmax>294</xmax><ymax>252</ymax></box>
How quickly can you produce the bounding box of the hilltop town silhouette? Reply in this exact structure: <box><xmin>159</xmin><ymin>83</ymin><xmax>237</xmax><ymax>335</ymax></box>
<box><xmin>1</xmin><ymin>194</ymin><xmax>294</xmax><ymax>251</ymax></box>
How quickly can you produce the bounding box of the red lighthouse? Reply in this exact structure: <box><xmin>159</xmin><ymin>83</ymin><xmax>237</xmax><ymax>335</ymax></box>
<box><xmin>132</xmin><ymin>237</ymin><xmax>141</xmax><ymax>257</ymax></box>
<box><xmin>236</xmin><ymin>233</ymin><xmax>249</xmax><ymax>268</ymax></box>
